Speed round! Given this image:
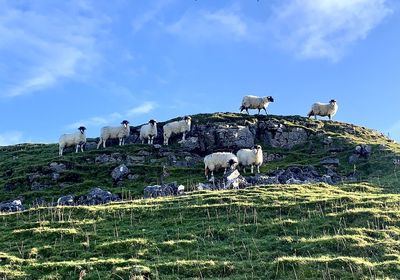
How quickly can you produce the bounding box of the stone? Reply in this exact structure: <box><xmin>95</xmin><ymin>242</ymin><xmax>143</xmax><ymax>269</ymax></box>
<box><xmin>77</xmin><ymin>187</ymin><xmax>120</xmax><ymax>205</ymax></box>
<box><xmin>179</xmin><ymin>137</ymin><xmax>201</xmax><ymax>151</ymax></box>
<box><xmin>0</xmin><ymin>200</ymin><xmax>24</xmax><ymax>212</ymax></box>
<box><xmin>57</xmin><ymin>195</ymin><xmax>75</xmax><ymax>206</ymax></box>
<box><xmin>95</xmin><ymin>154</ymin><xmax>111</xmax><ymax>164</ymax></box>
<box><xmin>111</xmin><ymin>164</ymin><xmax>130</xmax><ymax>181</ymax></box>
<box><xmin>31</xmin><ymin>182</ymin><xmax>51</xmax><ymax>191</ymax></box>
<box><xmin>348</xmin><ymin>154</ymin><xmax>360</xmax><ymax>164</ymax></box>
<box><xmin>320</xmin><ymin>158</ymin><xmax>340</xmax><ymax>166</ymax></box>
<box><xmin>52</xmin><ymin>173</ymin><xmax>60</xmax><ymax>181</ymax></box>
<box><xmin>137</xmin><ymin>150</ymin><xmax>151</xmax><ymax>156</ymax></box>
<box><xmin>143</xmin><ymin>182</ymin><xmax>184</xmax><ymax>198</ymax></box>
<box><xmin>128</xmin><ymin>174</ymin><xmax>140</xmax><ymax>180</ymax></box>
<box><xmin>49</xmin><ymin>162</ymin><xmax>66</xmax><ymax>173</ymax></box>
<box><xmin>215</xmin><ymin>126</ymin><xmax>255</xmax><ymax>149</ymax></box>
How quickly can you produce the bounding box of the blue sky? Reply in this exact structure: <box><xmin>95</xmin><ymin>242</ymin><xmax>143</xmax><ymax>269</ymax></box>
<box><xmin>1</xmin><ymin>0</ymin><xmax>400</xmax><ymax>145</ymax></box>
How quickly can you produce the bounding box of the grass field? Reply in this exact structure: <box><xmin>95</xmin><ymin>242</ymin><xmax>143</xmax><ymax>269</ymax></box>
<box><xmin>1</xmin><ymin>113</ymin><xmax>400</xmax><ymax>279</ymax></box>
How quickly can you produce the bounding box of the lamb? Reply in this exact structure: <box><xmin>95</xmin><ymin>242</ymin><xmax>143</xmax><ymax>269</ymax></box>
<box><xmin>97</xmin><ymin>120</ymin><xmax>130</xmax><ymax>149</ymax></box>
<box><xmin>59</xmin><ymin>126</ymin><xmax>86</xmax><ymax>156</ymax></box>
<box><xmin>237</xmin><ymin>145</ymin><xmax>263</xmax><ymax>173</ymax></box>
<box><xmin>240</xmin><ymin>95</ymin><xmax>274</xmax><ymax>115</ymax></box>
<box><xmin>140</xmin><ymin>119</ymin><xmax>157</xmax><ymax>144</ymax></box>
<box><xmin>163</xmin><ymin>116</ymin><xmax>191</xmax><ymax>145</ymax></box>
<box><xmin>204</xmin><ymin>152</ymin><xmax>238</xmax><ymax>179</ymax></box>
<box><xmin>308</xmin><ymin>99</ymin><xmax>338</xmax><ymax>120</ymax></box>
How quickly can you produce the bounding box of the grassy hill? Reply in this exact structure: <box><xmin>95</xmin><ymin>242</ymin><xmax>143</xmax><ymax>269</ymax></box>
<box><xmin>1</xmin><ymin>113</ymin><xmax>400</xmax><ymax>279</ymax></box>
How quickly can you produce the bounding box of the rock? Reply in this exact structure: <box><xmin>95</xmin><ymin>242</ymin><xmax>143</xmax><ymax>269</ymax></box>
<box><xmin>323</xmin><ymin>137</ymin><xmax>333</xmax><ymax>146</ymax></box>
<box><xmin>264</xmin><ymin>153</ymin><xmax>287</xmax><ymax>163</ymax></box>
<box><xmin>355</xmin><ymin>145</ymin><xmax>372</xmax><ymax>158</ymax></box>
<box><xmin>143</xmin><ymin>182</ymin><xmax>184</xmax><ymax>198</ymax></box>
<box><xmin>224</xmin><ymin>170</ymin><xmax>249</xmax><ymax>189</ymax></box>
<box><xmin>57</xmin><ymin>195</ymin><xmax>75</xmax><ymax>206</ymax></box>
<box><xmin>127</xmin><ymin>156</ymin><xmax>145</xmax><ymax>164</ymax></box>
<box><xmin>31</xmin><ymin>182</ymin><xmax>51</xmax><ymax>191</ymax></box>
<box><xmin>95</xmin><ymin>154</ymin><xmax>111</xmax><ymax>164</ymax></box>
<box><xmin>32</xmin><ymin>197</ymin><xmax>47</xmax><ymax>207</ymax></box>
<box><xmin>52</xmin><ymin>173</ymin><xmax>60</xmax><ymax>181</ymax></box>
<box><xmin>261</xmin><ymin>121</ymin><xmax>308</xmax><ymax>148</ymax></box>
<box><xmin>320</xmin><ymin>158</ymin><xmax>340</xmax><ymax>166</ymax></box>
<box><xmin>49</xmin><ymin>162</ymin><xmax>66</xmax><ymax>173</ymax></box>
<box><xmin>179</xmin><ymin>137</ymin><xmax>201</xmax><ymax>151</ymax></box>
<box><xmin>111</xmin><ymin>164</ymin><xmax>130</xmax><ymax>181</ymax></box>
<box><xmin>77</xmin><ymin>187</ymin><xmax>120</xmax><ymax>205</ymax></box>
<box><xmin>28</xmin><ymin>172</ymin><xmax>41</xmax><ymax>183</ymax></box>
<box><xmin>215</xmin><ymin>126</ymin><xmax>255</xmax><ymax>149</ymax></box>
<box><xmin>84</xmin><ymin>141</ymin><xmax>98</xmax><ymax>151</ymax></box>
<box><xmin>95</xmin><ymin>153</ymin><xmax>123</xmax><ymax>164</ymax></box>
<box><xmin>4</xmin><ymin>183</ymin><xmax>16</xmax><ymax>192</ymax></box>
<box><xmin>153</xmin><ymin>144</ymin><xmax>162</xmax><ymax>149</ymax></box>
<box><xmin>137</xmin><ymin>150</ymin><xmax>151</xmax><ymax>156</ymax></box>
<box><xmin>0</xmin><ymin>200</ymin><xmax>24</xmax><ymax>212</ymax></box>
<box><xmin>348</xmin><ymin>154</ymin><xmax>360</xmax><ymax>164</ymax></box>
<box><xmin>128</xmin><ymin>174</ymin><xmax>140</xmax><ymax>180</ymax></box>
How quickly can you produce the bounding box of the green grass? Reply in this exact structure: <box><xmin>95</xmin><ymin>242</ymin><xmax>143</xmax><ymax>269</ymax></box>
<box><xmin>0</xmin><ymin>113</ymin><xmax>400</xmax><ymax>279</ymax></box>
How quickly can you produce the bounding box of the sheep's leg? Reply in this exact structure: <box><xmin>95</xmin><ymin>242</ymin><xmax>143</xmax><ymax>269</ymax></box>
<box><xmin>314</xmin><ymin>115</ymin><xmax>317</xmax><ymax>120</ymax></box>
<box><xmin>103</xmin><ymin>140</ymin><xmax>106</xmax><ymax>148</ymax></box>
<box><xmin>251</xmin><ymin>165</ymin><xmax>254</xmax><ymax>174</ymax></box>
<box><xmin>75</xmin><ymin>145</ymin><xmax>79</xmax><ymax>153</ymax></box>
<box><xmin>242</xmin><ymin>166</ymin><xmax>246</xmax><ymax>173</ymax></box>
<box><xmin>119</xmin><ymin>138</ymin><xmax>122</xmax><ymax>146</ymax></box>
<box><xmin>164</xmin><ymin>136</ymin><xmax>168</xmax><ymax>145</ymax></box>
<box><xmin>182</xmin><ymin>132</ymin><xmax>186</xmax><ymax>141</ymax></box>
<box><xmin>245</xmin><ymin>108</ymin><xmax>249</xmax><ymax>114</ymax></box>
<box><xmin>150</xmin><ymin>137</ymin><xmax>154</xmax><ymax>144</ymax></box>
<box><xmin>257</xmin><ymin>165</ymin><xmax>260</xmax><ymax>173</ymax></box>
<box><xmin>59</xmin><ymin>147</ymin><xmax>63</xmax><ymax>156</ymax></box>
<box><xmin>328</xmin><ymin>115</ymin><xmax>332</xmax><ymax>120</ymax></box>
<box><xmin>257</xmin><ymin>108</ymin><xmax>261</xmax><ymax>115</ymax></box>
<box><xmin>97</xmin><ymin>138</ymin><xmax>102</xmax><ymax>149</ymax></box>
<box><xmin>224</xmin><ymin>168</ymin><xmax>227</xmax><ymax>174</ymax></box>
<box><xmin>263</xmin><ymin>107</ymin><xmax>268</xmax><ymax>115</ymax></box>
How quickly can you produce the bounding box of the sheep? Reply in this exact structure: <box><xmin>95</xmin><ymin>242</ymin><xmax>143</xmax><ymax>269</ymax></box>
<box><xmin>59</xmin><ymin>126</ymin><xmax>86</xmax><ymax>156</ymax></box>
<box><xmin>204</xmin><ymin>152</ymin><xmax>238</xmax><ymax>179</ymax></box>
<box><xmin>97</xmin><ymin>120</ymin><xmax>130</xmax><ymax>149</ymax></box>
<box><xmin>237</xmin><ymin>145</ymin><xmax>263</xmax><ymax>173</ymax></box>
<box><xmin>240</xmin><ymin>95</ymin><xmax>274</xmax><ymax>115</ymax></box>
<box><xmin>163</xmin><ymin>116</ymin><xmax>192</xmax><ymax>145</ymax></box>
<box><xmin>308</xmin><ymin>99</ymin><xmax>338</xmax><ymax>120</ymax></box>
<box><xmin>140</xmin><ymin>119</ymin><xmax>157</xmax><ymax>144</ymax></box>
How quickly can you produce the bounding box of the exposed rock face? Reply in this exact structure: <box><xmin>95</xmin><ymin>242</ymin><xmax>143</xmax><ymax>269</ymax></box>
<box><xmin>348</xmin><ymin>145</ymin><xmax>372</xmax><ymax>164</ymax></box>
<box><xmin>0</xmin><ymin>200</ymin><xmax>24</xmax><ymax>212</ymax></box>
<box><xmin>49</xmin><ymin>162</ymin><xmax>66</xmax><ymax>173</ymax></box>
<box><xmin>57</xmin><ymin>195</ymin><xmax>75</xmax><ymax>206</ymax></box>
<box><xmin>111</xmin><ymin>164</ymin><xmax>129</xmax><ymax>181</ymax></box>
<box><xmin>77</xmin><ymin>188</ymin><xmax>120</xmax><ymax>205</ymax></box>
<box><xmin>144</xmin><ymin>182</ymin><xmax>185</xmax><ymax>198</ymax></box>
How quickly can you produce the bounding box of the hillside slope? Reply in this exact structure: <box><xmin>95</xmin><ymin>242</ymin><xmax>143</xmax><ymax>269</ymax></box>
<box><xmin>1</xmin><ymin>112</ymin><xmax>400</xmax><ymax>279</ymax></box>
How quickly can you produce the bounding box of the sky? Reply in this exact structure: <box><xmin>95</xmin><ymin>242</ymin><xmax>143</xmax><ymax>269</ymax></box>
<box><xmin>0</xmin><ymin>0</ymin><xmax>400</xmax><ymax>145</ymax></box>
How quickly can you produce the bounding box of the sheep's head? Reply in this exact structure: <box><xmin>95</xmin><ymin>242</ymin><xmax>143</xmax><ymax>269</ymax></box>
<box><xmin>330</xmin><ymin>99</ymin><xmax>337</xmax><ymax>104</ymax></box>
<box><xmin>184</xmin><ymin>116</ymin><xmax>192</xmax><ymax>125</ymax></box>
<box><xmin>78</xmin><ymin>126</ymin><xmax>86</xmax><ymax>133</ymax></box>
<box><xmin>263</xmin><ymin>96</ymin><xmax>274</xmax><ymax>103</ymax></box>
<box><xmin>121</xmin><ymin>120</ymin><xmax>130</xmax><ymax>128</ymax></box>
<box><xmin>228</xmin><ymin>158</ymin><xmax>238</xmax><ymax>169</ymax></box>
<box><xmin>253</xmin><ymin>145</ymin><xmax>262</xmax><ymax>154</ymax></box>
<box><xmin>149</xmin><ymin>119</ymin><xmax>157</xmax><ymax>126</ymax></box>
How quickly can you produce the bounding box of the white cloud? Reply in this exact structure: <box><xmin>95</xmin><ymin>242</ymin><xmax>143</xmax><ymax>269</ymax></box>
<box><xmin>166</xmin><ymin>8</ymin><xmax>248</xmax><ymax>42</ymax></box>
<box><xmin>66</xmin><ymin>102</ymin><xmax>156</xmax><ymax>129</ymax></box>
<box><xmin>0</xmin><ymin>1</ymin><xmax>106</xmax><ymax>97</ymax></box>
<box><xmin>127</xmin><ymin>102</ymin><xmax>157</xmax><ymax>116</ymax></box>
<box><xmin>0</xmin><ymin>131</ymin><xmax>24</xmax><ymax>146</ymax></box>
<box><xmin>270</xmin><ymin>0</ymin><xmax>393</xmax><ymax>61</ymax></box>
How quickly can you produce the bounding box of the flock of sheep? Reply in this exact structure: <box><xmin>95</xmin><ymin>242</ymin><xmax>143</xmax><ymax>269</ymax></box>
<box><xmin>59</xmin><ymin>95</ymin><xmax>338</xmax><ymax>178</ymax></box>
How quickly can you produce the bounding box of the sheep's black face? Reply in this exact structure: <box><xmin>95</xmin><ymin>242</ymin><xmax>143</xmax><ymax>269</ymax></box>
<box><xmin>78</xmin><ymin>126</ymin><xmax>86</xmax><ymax>133</ymax></box>
<box><xmin>149</xmin><ymin>119</ymin><xmax>157</xmax><ymax>125</ymax></box>
<box><xmin>254</xmin><ymin>145</ymin><xmax>262</xmax><ymax>150</ymax></box>
<box><xmin>330</xmin><ymin>99</ymin><xmax>337</xmax><ymax>104</ymax></box>
<box><xmin>121</xmin><ymin>120</ymin><xmax>129</xmax><ymax>127</ymax></box>
<box><xmin>184</xmin><ymin>116</ymin><xmax>192</xmax><ymax>121</ymax></box>
<box><xmin>228</xmin><ymin>159</ymin><xmax>238</xmax><ymax>167</ymax></box>
<box><xmin>268</xmin><ymin>96</ymin><xmax>274</xmax><ymax>102</ymax></box>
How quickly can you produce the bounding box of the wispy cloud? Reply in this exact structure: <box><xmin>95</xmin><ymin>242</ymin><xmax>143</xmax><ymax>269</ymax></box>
<box><xmin>0</xmin><ymin>1</ymin><xmax>107</xmax><ymax>97</ymax></box>
<box><xmin>66</xmin><ymin>102</ymin><xmax>157</xmax><ymax>129</ymax></box>
<box><xmin>127</xmin><ymin>102</ymin><xmax>157</xmax><ymax>116</ymax></box>
<box><xmin>269</xmin><ymin>0</ymin><xmax>393</xmax><ymax>61</ymax></box>
<box><xmin>0</xmin><ymin>131</ymin><xmax>24</xmax><ymax>146</ymax></box>
<box><xmin>166</xmin><ymin>7</ymin><xmax>248</xmax><ymax>42</ymax></box>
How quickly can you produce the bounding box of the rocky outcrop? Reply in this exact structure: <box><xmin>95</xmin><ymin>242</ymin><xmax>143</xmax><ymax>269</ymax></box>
<box><xmin>0</xmin><ymin>199</ymin><xmax>24</xmax><ymax>212</ymax></box>
<box><xmin>111</xmin><ymin>164</ymin><xmax>130</xmax><ymax>181</ymax></box>
<box><xmin>349</xmin><ymin>145</ymin><xmax>372</xmax><ymax>164</ymax></box>
<box><xmin>77</xmin><ymin>187</ymin><xmax>120</xmax><ymax>205</ymax></box>
<box><xmin>144</xmin><ymin>182</ymin><xmax>185</xmax><ymax>198</ymax></box>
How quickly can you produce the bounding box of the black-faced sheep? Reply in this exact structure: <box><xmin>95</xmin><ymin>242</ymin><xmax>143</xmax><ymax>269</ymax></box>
<box><xmin>308</xmin><ymin>99</ymin><xmax>338</xmax><ymax>120</ymax></box>
<box><xmin>240</xmin><ymin>95</ymin><xmax>274</xmax><ymax>115</ymax></box>
<box><xmin>59</xmin><ymin>126</ymin><xmax>86</xmax><ymax>156</ymax></box>
<box><xmin>97</xmin><ymin>120</ymin><xmax>130</xmax><ymax>149</ymax></box>
<box><xmin>237</xmin><ymin>145</ymin><xmax>263</xmax><ymax>173</ymax></box>
<box><xmin>140</xmin><ymin>119</ymin><xmax>157</xmax><ymax>144</ymax></box>
<box><xmin>163</xmin><ymin>116</ymin><xmax>191</xmax><ymax>145</ymax></box>
<box><xmin>203</xmin><ymin>152</ymin><xmax>238</xmax><ymax>179</ymax></box>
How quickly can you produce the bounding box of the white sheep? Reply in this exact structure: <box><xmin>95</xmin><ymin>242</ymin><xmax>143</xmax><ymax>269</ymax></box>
<box><xmin>308</xmin><ymin>99</ymin><xmax>338</xmax><ymax>120</ymax></box>
<box><xmin>240</xmin><ymin>95</ymin><xmax>274</xmax><ymax>115</ymax></box>
<box><xmin>237</xmin><ymin>145</ymin><xmax>263</xmax><ymax>173</ymax></box>
<box><xmin>97</xmin><ymin>120</ymin><xmax>130</xmax><ymax>149</ymax></box>
<box><xmin>59</xmin><ymin>126</ymin><xmax>86</xmax><ymax>156</ymax></box>
<box><xmin>204</xmin><ymin>152</ymin><xmax>238</xmax><ymax>179</ymax></box>
<box><xmin>163</xmin><ymin>116</ymin><xmax>191</xmax><ymax>145</ymax></box>
<box><xmin>140</xmin><ymin>119</ymin><xmax>157</xmax><ymax>144</ymax></box>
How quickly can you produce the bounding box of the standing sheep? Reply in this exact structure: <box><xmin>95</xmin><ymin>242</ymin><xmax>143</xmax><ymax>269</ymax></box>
<box><xmin>204</xmin><ymin>152</ymin><xmax>238</xmax><ymax>179</ymax></box>
<box><xmin>59</xmin><ymin>126</ymin><xmax>86</xmax><ymax>156</ymax></box>
<box><xmin>140</xmin><ymin>119</ymin><xmax>157</xmax><ymax>144</ymax></box>
<box><xmin>240</xmin><ymin>95</ymin><xmax>274</xmax><ymax>115</ymax></box>
<box><xmin>237</xmin><ymin>145</ymin><xmax>263</xmax><ymax>173</ymax></box>
<box><xmin>163</xmin><ymin>116</ymin><xmax>191</xmax><ymax>145</ymax></box>
<box><xmin>308</xmin><ymin>99</ymin><xmax>338</xmax><ymax>120</ymax></box>
<box><xmin>97</xmin><ymin>120</ymin><xmax>130</xmax><ymax>149</ymax></box>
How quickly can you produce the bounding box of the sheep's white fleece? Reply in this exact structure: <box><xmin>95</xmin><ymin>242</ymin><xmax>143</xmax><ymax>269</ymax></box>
<box><xmin>163</xmin><ymin>117</ymin><xmax>191</xmax><ymax>145</ymax></box>
<box><xmin>237</xmin><ymin>146</ymin><xmax>263</xmax><ymax>173</ymax></box>
<box><xmin>308</xmin><ymin>101</ymin><xmax>338</xmax><ymax>120</ymax></box>
<box><xmin>97</xmin><ymin>123</ymin><xmax>130</xmax><ymax>149</ymax></box>
<box><xmin>140</xmin><ymin>121</ymin><xmax>157</xmax><ymax>144</ymax></box>
<box><xmin>59</xmin><ymin>129</ymin><xmax>86</xmax><ymax>156</ymax></box>
<box><xmin>204</xmin><ymin>152</ymin><xmax>238</xmax><ymax>178</ymax></box>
